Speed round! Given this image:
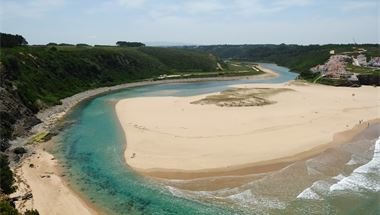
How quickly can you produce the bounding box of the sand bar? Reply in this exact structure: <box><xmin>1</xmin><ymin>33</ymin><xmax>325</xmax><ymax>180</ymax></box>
<box><xmin>116</xmin><ymin>82</ymin><xmax>380</xmax><ymax>178</ymax></box>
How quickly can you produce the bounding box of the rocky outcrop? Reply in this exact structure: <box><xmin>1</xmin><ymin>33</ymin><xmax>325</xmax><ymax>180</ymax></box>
<box><xmin>0</xmin><ymin>87</ymin><xmax>40</xmax><ymax>151</ymax></box>
<box><xmin>0</xmin><ymin>62</ymin><xmax>40</xmax><ymax>151</ymax></box>
<box><xmin>357</xmin><ymin>74</ymin><xmax>380</xmax><ymax>86</ymax></box>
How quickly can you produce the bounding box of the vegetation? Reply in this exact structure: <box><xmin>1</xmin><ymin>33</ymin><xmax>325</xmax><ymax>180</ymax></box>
<box><xmin>76</xmin><ymin>43</ymin><xmax>91</xmax><ymax>47</ymax></box>
<box><xmin>0</xmin><ymin>200</ymin><xmax>40</xmax><ymax>215</ymax></box>
<box><xmin>193</xmin><ymin>44</ymin><xmax>380</xmax><ymax>79</ymax></box>
<box><xmin>116</xmin><ymin>41</ymin><xmax>145</xmax><ymax>47</ymax></box>
<box><xmin>0</xmin><ymin>155</ymin><xmax>15</xmax><ymax>194</ymax></box>
<box><xmin>0</xmin><ymin>200</ymin><xmax>19</xmax><ymax>215</ymax></box>
<box><xmin>346</xmin><ymin>64</ymin><xmax>380</xmax><ymax>75</ymax></box>
<box><xmin>139</xmin><ymin>47</ymin><xmax>218</xmax><ymax>72</ymax></box>
<box><xmin>192</xmin><ymin>88</ymin><xmax>294</xmax><ymax>107</ymax></box>
<box><xmin>0</xmin><ymin>112</ymin><xmax>16</xmax><ymax>151</ymax></box>
<box><xmin>0</xmin><ymin>34</ymin><xmax>224</xmax><ymax>215</ymax></box>
<box><xmin>0</xmin><ymin>33</ymin><xmax>28</xmax><ymax>48</ymax></box>
<box><xmin>29</xmin><ymin>132</ymin><xmax>49</xmax><ymax>144</ymax></box>
<box><xmin>0</xmin><ymin>45</ymin><xmax>219</xmax><ymax>112</ymax></box>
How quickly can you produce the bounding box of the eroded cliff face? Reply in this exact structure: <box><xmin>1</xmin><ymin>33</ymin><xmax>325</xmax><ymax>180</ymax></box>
<box><xmin>0</xmin><ymin>63</ymin><xmax>40</xmax><ymax>151</ymax></box>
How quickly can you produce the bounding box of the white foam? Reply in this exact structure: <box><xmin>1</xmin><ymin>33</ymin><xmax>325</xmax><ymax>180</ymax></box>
<box><xmin>227</xmin><ymin>190</ymin><xmax>257</xmax><ymax>204</ymax></box>
<box><xmin>332</xmin><ymin>174</ymin><xmax>346</xmax><ymax>181</ymax></box>
<box><xmin>346</xmin><ymin>158</ymin><xmax>358</xmax><ymax>165</ymax></box>
<box><xmin>297</xmin><ymin>187</ymin><xmax>321</xmax><ymax>200</ymax></box>
<box><xmin>227</xmin><ymin>190</ymin><xmax>286</xmax><ymax>209</ymax></box>
<box><xmin>297</xmin><ymin>180</ymin><xmax>331</xmax><ymax>200</ymax></box>
<box><xmin>166</xmin><ymin>186</ymin><xmax>188</xmax><ymax>198</ymax></box>
<box><xmin>306</xmin><ymin>165</ymin><xmax>323</xmax><ymax>176</ymax></box>
<box><xmin>329</xmin><ymin>137</ymin><xmax>380</xmax><ymax>193</ymax></box>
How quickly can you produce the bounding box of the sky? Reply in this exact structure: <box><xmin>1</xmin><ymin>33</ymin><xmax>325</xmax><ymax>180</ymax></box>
<box><xmin>0</xmin><ymin>0</ymin><xmax>379</xmax><ymax>45</ymax></box>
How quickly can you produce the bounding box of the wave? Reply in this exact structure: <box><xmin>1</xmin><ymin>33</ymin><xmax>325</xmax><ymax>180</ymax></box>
<box><xmin>329</xmin><ymin>137</ymin><xmax>380</xmax><ymax>193</ymax></box>
<box><xmin>227</xmin><ymin>189</ymin><xmax>286</xmax><ymax>210</ymax></box>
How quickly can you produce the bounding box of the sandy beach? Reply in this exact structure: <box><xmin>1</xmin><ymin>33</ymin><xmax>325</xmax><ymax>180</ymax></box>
<box><xmin>12</xmin><ymin>144</ymin><xmax>99</xmax><ymax>215</ymax></box>
<box><xmin>10</xmin><ymin>69</ymin><xmax>276</xmax><ymax>214</ymax></box>
<box><xmin>116</xmin><ymin>82</ymin><xmax>380</xmax><ymax>178</ymax></box>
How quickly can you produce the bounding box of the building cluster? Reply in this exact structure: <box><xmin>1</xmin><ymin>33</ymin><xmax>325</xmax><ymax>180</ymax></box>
<box><xmin>310</xmin><ymin>55</ymin><xmax>354</xmax><ymax>79</ymax></box>
<box><xmin>311</xmin><ymin>52</ymin><xmax>380</xmax><ymax>81</ymax></box>
<box><xmin>352</xmin><ymin>55</ymin><xmax>380</xmax><ymax>68</ymax></box>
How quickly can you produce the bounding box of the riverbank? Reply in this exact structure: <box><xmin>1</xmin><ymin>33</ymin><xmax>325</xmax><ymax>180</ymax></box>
<box><xmin>116</xmin><ymin>82</ymin><xmax>380</xmax><ymax>179</ymax></box>
<box><xmin>11</xmin><ymin>65</ymin><xmax>278</xmax><ymax>214</ymax></box>
<box><xmin>11</xmin><ymin>142</ymin><xmax>99</xmax><ymax>215</ymax></box>
<box><xmin>33</xmin><ymin>69</ymin><xmax>277</xmax><ymax>133</ymax></box>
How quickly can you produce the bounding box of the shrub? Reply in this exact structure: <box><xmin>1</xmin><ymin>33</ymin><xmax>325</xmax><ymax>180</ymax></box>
<box><xmin>24</xmin><ymin>209</ymin><xmax>40</xmax><ymax>215</ymax></box>
<box><xmin>0</xmin><ymin>200</ymin><xmax>18</xmax><ymax>215</ymax></box>
<box><xmin>0</xmin><ymin>154</ymin><xmax>15</xmax><ymax>194</ymax></box>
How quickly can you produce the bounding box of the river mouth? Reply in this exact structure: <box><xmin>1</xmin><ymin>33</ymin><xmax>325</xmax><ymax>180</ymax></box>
<box><xmin>49</xmin><ymin>64</ymin><xmax>379</xmax><ymax>214</ymax></box>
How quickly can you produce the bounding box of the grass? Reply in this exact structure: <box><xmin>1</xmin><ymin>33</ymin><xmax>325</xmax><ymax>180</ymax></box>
<box><xmin>155</xmin><ymin>61</ymin><xmax>264</xmax><ymax>80</ymax></box>
<box><xmin>27</xmin><ymin>131</ymin><xmax>49</xmax><ymax>144</ymax></box>
<box><xmin>1</xmin><ymin>45</ymin><xmax>220</xmax><ymax>112</ymax></box>
<box><xmin>346</xmin><ymin>64</ymin><xmax>380</xmax><ymax>75</ymax></box>
<box><xmin>191</xmin><ymin>87</ymin><xmax>294</xmax><ymax>107</ymax></box>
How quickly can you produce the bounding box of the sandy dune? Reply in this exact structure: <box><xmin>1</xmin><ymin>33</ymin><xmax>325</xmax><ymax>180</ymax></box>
<box><xmin>116</xmin><ymin>82</ymin><xmax>380</xmax><ymax>178</ymax></box>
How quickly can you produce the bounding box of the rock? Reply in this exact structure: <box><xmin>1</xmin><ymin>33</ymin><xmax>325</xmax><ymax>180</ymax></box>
<box><xmin>13</xmin><ymin>147</ymin><xmax>27</xmax><ymax>155</ymax></box>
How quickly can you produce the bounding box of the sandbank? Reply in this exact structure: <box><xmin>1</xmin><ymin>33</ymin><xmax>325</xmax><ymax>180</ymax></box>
<box><xmin>116</xmin><ymin>82</ymin><xmax>380</xmax><ymax>179</ymax></box>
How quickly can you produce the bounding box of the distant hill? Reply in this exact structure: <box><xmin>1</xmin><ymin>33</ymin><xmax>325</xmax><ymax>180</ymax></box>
<box><xmin>145</xmin><ymin>41</ymin><xmax>195</xmax><ymax>47</ymax></box>
<box><xmin>192</xmin><ymin>44</ymin><xmax>380</xmax><ymax>78</ymax></box>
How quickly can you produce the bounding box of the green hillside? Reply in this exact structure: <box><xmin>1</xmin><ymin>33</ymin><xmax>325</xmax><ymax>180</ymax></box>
<box><xmin>0</xmin><ymin>41</ymin><xmax>223</xmax><ymax>153</ymax></box>
<box><xmin>0</xmin><ymin>46</ymin><xmax>218</xmax><ymax>112</ymax></box>
<box><xmin>194</xmin><ymin>44</ymin><xmax>380</xmax><ymax>78</ymax></box>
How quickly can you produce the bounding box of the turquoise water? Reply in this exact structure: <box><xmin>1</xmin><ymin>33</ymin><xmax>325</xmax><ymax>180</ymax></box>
<box><xmin>52</xmin><ymin>64</ymin><xmax>379</xmax><ymax>215</ymax></box>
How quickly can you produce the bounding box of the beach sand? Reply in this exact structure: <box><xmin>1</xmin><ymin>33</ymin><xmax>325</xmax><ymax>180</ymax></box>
<box><xmin>116</xmin><ymin>82</ymin><xmax>380</xmax><ymax>179</ymax></box>
<box><xmin>13</xmin><ymin>146</ymin><xmax>98</xmax><ymax>215</ymax></box>
<box><xmin>9</xmin><ymin>68</ymin><xmax>278</xmax><ymax>214</ymax></box>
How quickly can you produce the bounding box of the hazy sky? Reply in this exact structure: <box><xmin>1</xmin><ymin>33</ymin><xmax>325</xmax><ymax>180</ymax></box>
<box><xmin>1</xmin><ymin>0</ymin><xmax>379</xmax><ymax>45</ymax></box>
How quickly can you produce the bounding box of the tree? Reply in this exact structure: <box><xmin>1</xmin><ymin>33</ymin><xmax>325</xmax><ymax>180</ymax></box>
<box><xmin>0</xmin><ymin>200</ymin><xmax>19</xmax><ymax>215</ymax></box>
<box><xmin>46</xmin><ymin>42</ymin><xmax>58</xmax><ymax>46</ymax></box>
<box><xmin>0</xmin><ymin>33</ymin><xmax>28</xmax><ymax>48</ymax></box>
<box><xmin>76</xmin><ymin>43</ymin><xmax>91</xmax><ymax>47</ymax></box>
<box><xmin>116</xmin><ymin>41</ymin><xmax>145</xmax><ymax>47</ymax></box>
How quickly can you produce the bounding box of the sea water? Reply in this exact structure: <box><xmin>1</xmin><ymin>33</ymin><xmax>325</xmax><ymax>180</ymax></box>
<box><xmin>52</xmin><ymin>64</ymin><xmax>379</xmax><ymax>214</ymax></box>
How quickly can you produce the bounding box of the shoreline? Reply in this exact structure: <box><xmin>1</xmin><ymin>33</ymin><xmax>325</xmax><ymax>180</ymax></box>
<box><xmin>117</xmin><ymin>83</ymin><xmax>380</xmax><ymax>179</ymax></box>
<box><xmin>11</xmin><ymin>66</ymin><xmax>279</xmax><ymax>214</ymax></box>
<box><xmin>136</xmin><ymin>119</ymin><xmax>380</xmax><ymax>180</ymax></box>
<box><xmin>34</xmin><ymin>68</ymin><xmax>277</xmax><ymax>134</ymax></box>
<box><xmin>11</xmin><ymin>142</ymin><xmax>101</xmax><ymax>215</ymax></box>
